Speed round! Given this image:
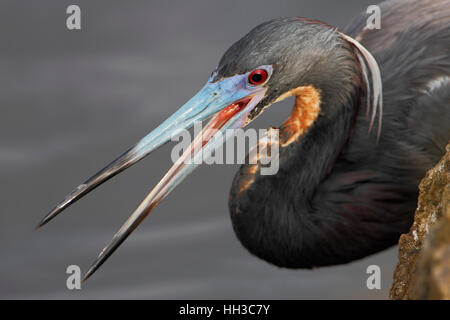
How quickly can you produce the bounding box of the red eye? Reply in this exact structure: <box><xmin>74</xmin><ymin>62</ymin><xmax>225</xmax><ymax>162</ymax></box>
<box><xmin>248</xmin><ymin>69</ymin><xmax>268</xmax><ymax>85</ymax></box>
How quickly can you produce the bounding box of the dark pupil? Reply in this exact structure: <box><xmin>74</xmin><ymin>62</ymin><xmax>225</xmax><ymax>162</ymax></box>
<box><xmin>251</xmin><ymin>73</ymin><xmax>263</xmax><ymax>83</ymax></box>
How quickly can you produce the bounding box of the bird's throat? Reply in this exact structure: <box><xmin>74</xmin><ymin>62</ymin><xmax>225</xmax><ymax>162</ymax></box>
<box><xmin>275</xmin><ymin>85</ymin><xmax>322</xmax><ymax>146</ymax></box>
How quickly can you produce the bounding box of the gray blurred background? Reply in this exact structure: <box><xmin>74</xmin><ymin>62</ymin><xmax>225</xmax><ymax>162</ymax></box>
<box><xmin>0</xmin><ymin>0</ymin><xmax>397</xmax><ymax>299</ymax></box>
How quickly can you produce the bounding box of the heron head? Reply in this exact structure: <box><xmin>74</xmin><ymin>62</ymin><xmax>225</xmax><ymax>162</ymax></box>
<box><xmin>38</xmin><ymin>17</ymin><xmax>382</xmax><ymax>281</ymax></box>
<box><xmin>215</xmin><ymin>18</ymin><xmax>366</xmax><ymax>123</ymax></box>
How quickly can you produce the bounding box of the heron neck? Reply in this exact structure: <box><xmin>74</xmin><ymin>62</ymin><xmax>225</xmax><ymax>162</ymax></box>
<box><xmin>228</xmin><ymin>93</ymin><xmax>359</xmax><ymax>268</ymax></box>
<box><xmin>280</xmin><ymin>101</ymin><xmax>357</xmax><ymax>197</ymax></box>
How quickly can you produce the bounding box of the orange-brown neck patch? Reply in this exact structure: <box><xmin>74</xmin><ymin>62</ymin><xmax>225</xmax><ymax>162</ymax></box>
<box><xmin>276</xmin><ymin>85</ymin><xmax>321</xmax><ymax>147</ymax></box>
<box><xmin>234</xmin><ymin>86</ymin><xmax>321</xmax><ymax>197</ymax></box>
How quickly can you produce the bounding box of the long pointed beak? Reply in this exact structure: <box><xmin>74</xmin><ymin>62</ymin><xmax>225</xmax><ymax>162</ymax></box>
<box><xmin>37</xmin><ymin>68</ymin><xmax>269</xmax><ymax>280</ymax></box>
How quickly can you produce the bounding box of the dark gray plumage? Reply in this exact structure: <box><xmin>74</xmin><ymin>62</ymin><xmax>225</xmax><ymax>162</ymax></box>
<box><xmin>229</xmin><ymin>0</ymin><xmax>450</xmax><ymax>268</ymax></box>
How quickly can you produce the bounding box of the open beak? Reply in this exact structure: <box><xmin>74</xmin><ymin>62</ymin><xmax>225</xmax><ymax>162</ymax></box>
<box><xmin>37</xmin><ymin>67</ymin><xmax>270</xmax><ymax>281</ymax></box>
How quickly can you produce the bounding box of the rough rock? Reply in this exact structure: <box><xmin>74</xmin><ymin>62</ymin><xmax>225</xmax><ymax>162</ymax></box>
<box><xmin>390</xmin><ymin>143</ymin><xmax>450</xmax><ymax>300</ymax></box>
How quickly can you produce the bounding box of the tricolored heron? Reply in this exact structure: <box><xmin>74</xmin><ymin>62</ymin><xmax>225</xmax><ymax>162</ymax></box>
<box><xmin>38</xmin><ymin>0</ymin><xmax>450</xmax><ymax>281</ymax></box>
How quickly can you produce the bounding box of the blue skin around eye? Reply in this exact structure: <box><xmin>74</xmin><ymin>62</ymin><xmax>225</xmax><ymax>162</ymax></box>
<box><xmin>132</xmin><ymin>65</ymin><xmax>272</xmax><ymax>160</ymax></box>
